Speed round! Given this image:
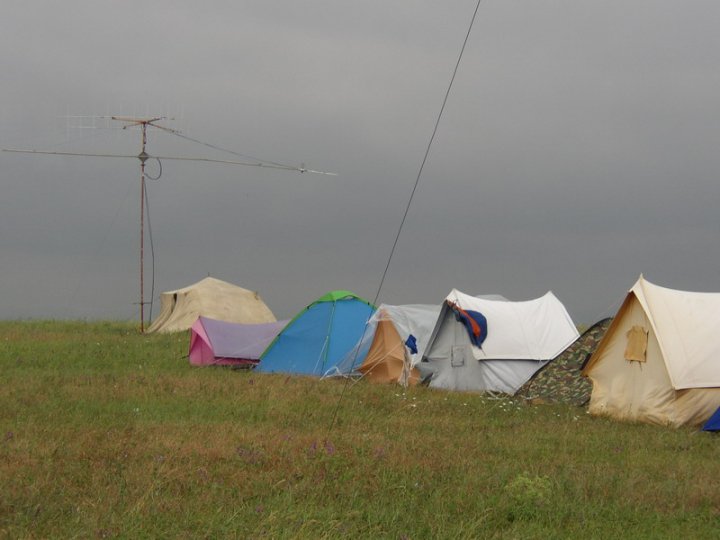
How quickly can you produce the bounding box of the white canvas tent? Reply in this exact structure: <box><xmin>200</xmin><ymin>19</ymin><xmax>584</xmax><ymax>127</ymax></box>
<box><xmin>582</xmin><ymin>276</ymin><xmax>720</xmax><ymax>427</ymax></box>
<box><xmin>147</xmin><ymin>277</ymin><xmax>276</xmax><ymax>334</ymax></box>
<box><xmin>420</xmin><ymin>289</ymin><xmax>579</xmax><ymax>394</ymax></box>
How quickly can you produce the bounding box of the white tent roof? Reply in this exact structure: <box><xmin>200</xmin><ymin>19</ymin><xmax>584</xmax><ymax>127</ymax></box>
<box><xmin>421</xmin><ymin>289</ymin><xmax>579</xmax><ymax>394</ymax></box>
<box><xmin>442</xmin><ymin>289</ymin><xmax>579</xmax><ymax>361</ymax></box>
<box><xmin>147</xmin><ymin>277</ymin><xmax>276</xmax><ymax>333</ymax></box>
<box><xmin>631</xmin><ymin>276</ymin><xmax>720</xmax><ymax>389</ymax></box>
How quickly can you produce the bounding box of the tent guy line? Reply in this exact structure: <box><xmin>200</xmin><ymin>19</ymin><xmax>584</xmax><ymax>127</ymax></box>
<box><xmin>369</xmin><ymin>0</ymin><xmax>484</xmax><ymax>309</ymax></box>
<box><xmin>327</xmin><ymin>0</ymin><xmax>485</xmax><ymax>434</ymax></box>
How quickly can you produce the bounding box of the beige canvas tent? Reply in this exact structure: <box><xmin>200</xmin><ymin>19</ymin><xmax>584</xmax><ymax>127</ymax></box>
<box><xmin>582</xmin><ymin>276</ymin><xmax>720</xmax><ymax>428</ymax></box>
<box><xmin>328</xmin><ymin>304</ymin><xmax>441</xmax><ymax>386</ymax></box>
<box><xmin>147</xmin><ymin>277</ymin><xmax>276</xmax><ymax>333</ymax></box>
<box><xmin>359</xmin><ymin>316</ymin><xmax>421</xmax><ymax>385</ymax></box>
<box><xmin>357</xmin><ymin>305</ymin><xmax>439</xmax><ymax>386</ymax></box>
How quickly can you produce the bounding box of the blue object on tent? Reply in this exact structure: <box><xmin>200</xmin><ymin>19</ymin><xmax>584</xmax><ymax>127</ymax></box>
<box><xmin>702</xmin><ymin>407</ymin><xmax>720</xmax><ymax>432</ymax></box>
<box><xmin>449</xmin><ymin>303</ymin><xmax>488</xmax><ymax>348</ymax></box>
<box><xmin>405</xmin><ymin>334</ymin><xmax>418</xmax><ymax>355</ymax></box>
<box><xmin>256</xmin><ymin>290</ymin><xmax>376</xmax><ymax>376</ymax></box>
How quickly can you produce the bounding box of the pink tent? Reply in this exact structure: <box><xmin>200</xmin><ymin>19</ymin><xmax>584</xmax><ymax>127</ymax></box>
<box><xmin>189</xmin><ymin>316</ymin><xmax>288</xmax><ymax>367</ymax></box>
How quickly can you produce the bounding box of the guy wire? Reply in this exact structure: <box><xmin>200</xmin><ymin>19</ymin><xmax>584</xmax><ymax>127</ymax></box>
<box><xmin>327</xmin><ymin>0</ymin><xmax>485</xmax><ymax>433</ymax></box>
<box><xmin>168</xmin><ymin>130</ymin><xmax>295</xmax><ymax>169</ymax></box>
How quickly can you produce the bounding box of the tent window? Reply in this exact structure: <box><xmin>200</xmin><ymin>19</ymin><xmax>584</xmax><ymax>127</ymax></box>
<box><xmin>451</xmin><ymin>345</ymin><xmax>466</xmax><ymax>367</ymax></box>
<box><xmin>624</xmin><ymin>325</ymin><xmax>648</xmax><ymax>362</ymax></box>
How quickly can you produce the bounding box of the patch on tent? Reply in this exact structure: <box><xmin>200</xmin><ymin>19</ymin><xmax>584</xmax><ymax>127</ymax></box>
<box><xmin>448</xmin><ymin>302</ymin><xmax>488</xmax><ymax>348</ymax></box>
<box><xmin>516</xmin><ymin>318</ymin><xmax>612</xmax><ymax>406</ymax></box>
<box><xmin>625</xmin><ymin>325</ymin><xmax>648</xmax><ymax>363</ymax></box>
<box><xmin>405</xmin><ymin>334</ymin><xmax>418</xmax><ymax>355</ymax></box>
<box><xmin>451</xmin><ymin>345</ymin><xmax>467</xmax><ymax>367</ymax></box>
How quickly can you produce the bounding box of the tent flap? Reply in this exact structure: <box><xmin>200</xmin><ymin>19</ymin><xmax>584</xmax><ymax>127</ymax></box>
<box><xmin>189</xmin><ymin>316</ymin><xmax>288</xmax><ymax>366</ymax></box>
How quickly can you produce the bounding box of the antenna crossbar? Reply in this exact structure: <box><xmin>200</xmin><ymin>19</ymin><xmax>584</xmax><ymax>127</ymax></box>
<box><xmin>4</xmin><ymin>115</ymin><xmax>335</xmax><ymax>331</ymax></box>
<box><xmin>2</xmin><ymin>149</ymin><xmax>337</xmax><ymax>175</ymax></box>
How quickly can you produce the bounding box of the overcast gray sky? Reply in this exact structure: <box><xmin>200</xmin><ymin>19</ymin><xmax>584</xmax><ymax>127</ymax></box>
<box><xmin>2</xmin><ymin>1</ymin><xmax>720</xmax><ymax>326</ymax></box>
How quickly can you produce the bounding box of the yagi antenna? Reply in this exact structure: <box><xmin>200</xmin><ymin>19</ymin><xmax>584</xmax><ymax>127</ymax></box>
<box><xmin>4</xmin><ymin>115</ymin><xmax>337</xmax><ymax>332</ymax></box>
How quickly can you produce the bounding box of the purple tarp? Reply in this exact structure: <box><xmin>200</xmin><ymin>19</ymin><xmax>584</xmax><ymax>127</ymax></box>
<box><xmin>189</xmin><ymin>316</ymin><xmax>288</xmax><ymax>366</ymax></box>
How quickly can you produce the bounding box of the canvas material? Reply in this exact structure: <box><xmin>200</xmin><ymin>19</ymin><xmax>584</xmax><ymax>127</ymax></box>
<box><xmin>421</xmin><ymin>304</ymin><xmax>548</xmax><ymax>394</ymax></box>
<box><xmin>358</xmin><ymin>319</ymin><xmax>406</xmax><ymax>382</ymax></box>
<box><xmin>584</xmin><ymin>291</ymin><xmax>720</xmax><ymax>428</ymax></box>
<box><xmin>357</xmin><ymin>319</ymin><xmax>421</xmax><ymax>385</ymax></box>
<box><xmin>420</xmin><ymin>289</ymin><xmax>579</xmax><ymax>394</ymax></box>
<box><xmin>147</xmin><ymin>277</ymin><xmax>276</xmax><ymax>333</ymax></box>
<box><xmin>440</xmin><ymin>289</ymin><xmax>579</xmax><ymax>361</ymax></box>
<box><xmin>632</xmin><ymin>277</ymin><xmax>720</xmax><ymax>389</ymax></box>
<box><xmin>624</xmin><ymin>325</ymin><xmax>648</xmax><ymax>362</ymax></box>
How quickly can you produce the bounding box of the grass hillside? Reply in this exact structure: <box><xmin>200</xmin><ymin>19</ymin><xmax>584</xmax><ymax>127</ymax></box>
<box><xmin>2</xmin><ymin>321</ymin><xmax>719</xmax><ymax>538</ymax></box>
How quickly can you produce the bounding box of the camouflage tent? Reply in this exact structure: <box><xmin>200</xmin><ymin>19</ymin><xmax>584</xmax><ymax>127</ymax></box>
<box><xmin>516</xmin><ymin>318</ymin><xmax>612</xmax><ymax>406</ymax></box>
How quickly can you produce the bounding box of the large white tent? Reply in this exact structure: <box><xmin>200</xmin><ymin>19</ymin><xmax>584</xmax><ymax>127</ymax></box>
<box><xmin>582</xmin><ymin>276</ymin><xmax>720</xmax><ymax>428</ymax></box>
<box><xmin>147</xmin><ymin>277</ymin><xmax>276</xmax><ymax>334</ymax></box>
<box><xmin>419</xmin><ymin>289</ymin><xmax>579</xmax><ymax>394</ymax></box>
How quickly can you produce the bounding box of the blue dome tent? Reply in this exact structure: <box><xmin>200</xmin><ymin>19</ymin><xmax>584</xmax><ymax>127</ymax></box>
<box><xmin>256</xmin><ymin>291</ymin><xmax>375</xmax><ymax>376</ymax></box>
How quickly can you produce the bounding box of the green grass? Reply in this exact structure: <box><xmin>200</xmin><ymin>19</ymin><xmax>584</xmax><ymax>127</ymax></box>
<box><xmin>2</xmin><ymin>321</ymin><xmax>720</xmax><ymax>538</ymax></box>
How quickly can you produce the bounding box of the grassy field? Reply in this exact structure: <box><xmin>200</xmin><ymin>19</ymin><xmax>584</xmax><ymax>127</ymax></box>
<box><xmin>2</xmin><ymin>321</ymin><xmax>719</xmax><ymax>539</ymax></box>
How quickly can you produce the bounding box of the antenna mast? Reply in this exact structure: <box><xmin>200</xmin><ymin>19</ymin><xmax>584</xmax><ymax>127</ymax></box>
<box><xmin>110</xmin><ymin>115</ymin><xmax>174</xmax><ymax>333</ymax></box>
<box><xmin>120</xmin><ymin>116</ymin><xmax>165</xmax><ymax>333</ymax></box>
<box><xmin>4</xmin><ymin>115</ymin><xmax>336</xmax><ymax>332</ymax></box>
